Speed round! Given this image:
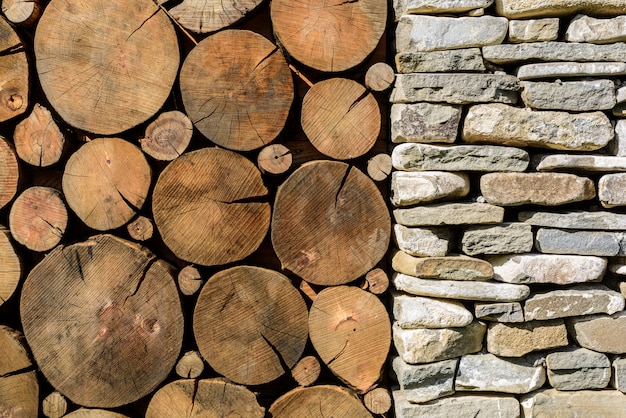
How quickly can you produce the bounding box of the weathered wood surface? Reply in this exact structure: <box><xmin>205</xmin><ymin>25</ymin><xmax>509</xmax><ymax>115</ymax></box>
<box><xmin>0</xmin><ymin>326</ymin><xmax>39</xmax><ymax>418</ymax></box>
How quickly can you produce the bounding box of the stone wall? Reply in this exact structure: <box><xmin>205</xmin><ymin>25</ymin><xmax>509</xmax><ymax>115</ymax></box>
<box><xmin>389</xmin><ymin>1</ymin><xmax>626</xmax><ymax>416</ymax></box>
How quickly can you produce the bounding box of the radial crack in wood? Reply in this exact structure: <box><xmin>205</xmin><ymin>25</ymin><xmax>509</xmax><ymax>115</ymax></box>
<box><xmin>140</xmin><ymin>111</ymin><xmax>192</xmax><ymax>161</ymax></box>
<box><xmin>166</xmin><ymin>0</ymin><xmax>264</xmax><ymax>33</ymax></box>
<box><xmin>14</xmin><ymin>104</ymin><xmax>64</xmax><ymax>167</ymax></box>
<box><xmin>0</xmin><ymin>326</ymin><xmax>39</xmax><ymax>417</ymax></box>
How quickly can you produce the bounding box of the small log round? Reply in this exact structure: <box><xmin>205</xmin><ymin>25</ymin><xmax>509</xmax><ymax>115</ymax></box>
<box><xmin>309</xmin><ymin>286</ymin><xmax>391</xmax><ymax>393</ymax></box>
<box><xmin>146</xmin><ymin>379</ymin><xmax>264</xmax><ymax>418</ymax></box>
<box><xmin>63</xmin><ymin>410</ymin><xmax>128</xmax><ymax>418</ymax></box>
<box><xmin>140</xmin><ymin>111</ymin><xmax>192</xmax><ymax>161</ymax></box>
<box><xmin>20</xmin><ymin>235</ymin><xmax>184</xmax><ymax>408</ymax></box>
<box><xmin>0</xmin><ymin>136</ymin><xmax>19</xmax><ymax>210</ymax></box>
<box><xmin>126</xmin><ymin>216</ymin><xmax>154</xmax><ymax>242</ymax></box>
<box><xmin>257</xmin><ymin>143</ymin><xmax>292</xmax><ymax>175</ymax></box>
<box><xmin>365</xmin><ymin>62</ymin><xmax>395</xmax><ymax>92</ymax></box>
<box><xmin>9</xmin><ymin>186</ymin><xmax>68</xmax><ymax>252</ymax></box>
<box><xmin>0</xmin><ymin>18</ymin><xmax>28</xmax><ymax>121</ymax></box>
<box><xmin>177</xmin><ymin>265</ymin><xmax>203</xmax><ymax>296</ymax></box>
<box><xmin>0</xmin><ymin>228</ymin><xmax>21</xmax><ymax>308</ymax></box>
<box><xmin>13</xmin><ymin>103</ymin><xmax>64</xmax><ymax>167</ymax></box>
<box><xmin>269</xmin><ymin>385</ymin><xmax>372</xmax><ymax>418</ymax></box>
<box><xmin>194</xmin><ymin>266</ymin><xmax>309</xmax><ymax>385</ymax></box>
<box><xmin>302</xmin><ymin>78</ymin><xmax>380</xmax><ymax>160</ymax></box>
<box><xmin>291</xmin><ymin>355</ymin><xmax>321</xmax><ymax>387</ymax></box>
<box><xmin>180</xmin><ymin>30</ymin><xmax>293</xmax><ymax>151</ymax></box>
<box><xmin>62</xmin><ymin>137</ymin><xmax>151</xmax><ymax>231</ymax></box>
<box><xmin>363</xmin><ymin>387</ymin><xmax>392</xmax><ymax>415</ymax></box>
<box><xmin>364</xmin><ymin>268</ymin><xmax>389</xmax><ymax>295</ymax></box>
<box><xmin>42</xmin><ymin>391</ymin><xmax>67</xmax><ymax>418</ymax></box>
<box><xmin>367</xmin><ymin>153</ymin><xmax>392</xmax><ymax>182</ymax></box>
<box><xmin>271</xmin><ymin>161</ymin><xmax>390</xmax><ymax>286</ymax></box>
<box><xmin>1</xmin><ymin>0</ymin><xmax>43</xmax><ymax>27</ymax></box>
<box><xmin>0</xmin><ymin>326</ymin><xmax>39</xmax><ymax>418</ymax></box>
<box><xmin>166</xmin><ymin>0</ymin><xmax>264</xmax><ymax>33</ymax></box>
<box><xmin>175</xmin><ymin>350</ymin><xmax>204</xmax><ymax>379</ymax></box>
<box><xmin>34</xmin><ymin>0</ymin><xmax>179</xmax><ymax>134</ymax></box>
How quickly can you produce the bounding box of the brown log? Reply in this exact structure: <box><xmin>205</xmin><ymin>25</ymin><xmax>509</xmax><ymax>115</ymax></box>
<box><xmin>298</xmin><ymin>279</ymin><xmax>318</xmax><ymax>302</ymax></box>
<box><xmin>62</xmin><ymin>137</ymin><xmax>151</xmax><ymax>231</ymax></box>
<box><xmin>269</xmin><ymin>385</ymin><xmax>372</xmax><ymax>418</ymax></box>
<box><xmin>0</xmin><ymin>135</ymin><xmax>19</xmax><ymax>210</ymax></box>
<box><xmin>363</xmin><ymin>387</ymin><xmax>392</xmax><ymax>415</ymax></box>
<box><xmin>271</xmin><ymin>161</ymin><xmax>390</xmax><ymax>286</ymax></box>
<box><xmin>302</xmin><ymin>78</ymin><xmax>380</xmax><ymax>160</ymax></box>
<box><xmin>0</xmin><ymin>17</ymin><xmax>28</xmax><ymax>121</ymax></box>
<box><xmin>257</xmin><ymin>143</ymin><xmax>292</xmax><ymax>175</ymax></box>
<box><xmin>34</xmin><ymin>0</ymin><xmax>179</xmax><ymax>135</ymax></box>
<box><xmin>309</xmin><ymin>286</ymin><xmax>391</xmax><ymax>393</ymax></box>
<box><xmin>271</xmin><ymin>0</ymin><xmax>387</xmax><ymax>72</ymax></box>
<box><xmin>20</xmin><ymin>234</ymin><xmax>184</xmax><ymax>407</ymax></box>
<box><xmin>164</xmin><ymin>0</ymin><xmax>264</xmax><ymax>33</ymax></box>
<box><xmin>64</xmin><ymin>410</ymin><xmax>128</xmax><ymax>418</ymax></box>
<box><xmin>1</xmin><ymin>0</ymin><xmax>42</xmax><ymax>27</ymax></box>
<box><xmin>145</xmin><ymin>378</ymin><xmax>264</xmax><ymax>418</ymax></box>
<box><xmin>180</xmin><ymin>30</ymin><xmax>293</xmax><ymax>151</ymax></box>
<box><xmin>0</xmin><ymin>227</ymin><xmax>20</xmax><ymax>307</ymax></box>
<box><xmin>367</xmin><ymin>153</ymin><xmax>393</xmax><ymax>182</ymax></box>
<box><xmin>13</xmin><ymin>103</ymin><xmax>64</xmax><ymax>167</ymax></box>
<box><xmin>9</xmin><ymin>186</ymin><xmax>68</xmax><ymax>252</ymax></box>
<box><xmin>291</xmin><ymin>355</ymin><xmax>321</xmax><ymax>387</ymax></box>
<box><xmin>140</xmin><ymin>111</ymin><xmax>192</xmax><ymax>161</ymax></box>
<box><xmin>175</xmin><ymin>350</ymin><xmax>204</xmax><ymax>379</ymax></box>
<box><xmin>152</xmin><ymin>147</ymin><xmax>270</xmax><ymax>266</ymax></box>
<box><xmin>177</xmin><ymin>265</ymin><xmax>203</xmax><ymax>296</ymax></box>
<box><xmin>42</xmin><ymin>391</ymin><xmax>67</xmax><ymax>418</ymax></box>
<box><xmin>126</xmin><ymin>216</ymin><xmax>153</xmax><ymax>242</ymax></box>
<box><xmin>0</xmin><ymin>326</ymin><xmax>38</xmax><ymax>417</ymax></box>
<box><xmin>364</xmin><ymin>268</ymin><xmax>389</xmax><ymax>295</ymax></box>
<box><xmin>193</xmin><ymin>266</ymin><xmax>309</xmax><ymax>385</ymax></box>
<box><xmin>365</xmin><ymin>62</ymin><xmax>395</xmax><ymax>92</ymax></box>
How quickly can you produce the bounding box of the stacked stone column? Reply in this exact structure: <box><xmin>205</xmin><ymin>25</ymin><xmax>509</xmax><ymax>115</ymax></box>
<box><xmin>390</xmin><ymin>1</ymin><xmax>626</xmax><ymax>416</ymax></box>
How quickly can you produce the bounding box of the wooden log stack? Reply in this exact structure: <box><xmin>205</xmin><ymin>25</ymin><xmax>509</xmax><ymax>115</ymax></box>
<box><xmin>0</xmin><ymin>0</ymin><xmax>393</xmax><ymax>416</ymax></box>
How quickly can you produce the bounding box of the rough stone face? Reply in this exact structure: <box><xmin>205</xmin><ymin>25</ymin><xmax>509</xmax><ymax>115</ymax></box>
<box><xmin>391</xmin><ymin>103</ymin><xmax>461</xmax><ymax>143</ymax></box>
<box><xmin>463</xmin><ymin>104</ymin><xmax>614</xmax><ymax>151</ymax></box>
<box><xmin>536</xmin><ymin>155</ymin><xmax>626</xmax><ymax>172</ymax></box>
<box><xmin>394</xmin><ymin>273</ymin><xmax>531</xmax><ymax>302</ymax></box>
<box><xmin>390</xmin><ymin>73</ymin><xmax>520</xmax><ymax>104</ymax></box>
<box><xmin>395</xmin><ymin>49</ymin><xmax>486</xmax><ymax>73</ymax></box>
<box><xmin>455</xmin><ymin>353</ymin><xmax>546</xmax><ymax>394</ymax></box>
<box><xmin>475</xmin><ymin>302</ymin><xmax>525</xmax><ymax>322</ymax></box>
<box><xmin>520</xmin><ymin>211</ymin><xmax>626</xmax><ymax>231</ymax></box>
<box><xmin>568</xmin><ymin>312</ymin><xmax>626</xmax><ymax>354</ymax></box>
<box><xmin>394</xmin><ymin>224</ymin><xmax>452</xmax><ymax>257</ymax></box>
<box><xmin>395</xmin><ymin>203</ymin><xmax>505</xmax><ymax>226</ymax></box>
<box><xmin>488</xmin><ymin>254</ymin><xmax>607</xmax><ymax>285</ymax></box>
<box><xmin>393</xmin><ymin>321</ymin><xmax>486</xmax><ymax>364</ymax></box>
<box><xmin>394</xmin><ymin>391</ymin><xmax>520</xmax><ymax>418</ymax></box>
<box><xmin>480</xmin><ymin>173</ymin><xmax>595</xmax><ymax>206</ymax></box>
<box><xmin>393</xmin><ymin>293</ymin><xmax>474</xmax><ymax>329</ymax></box>
<box><xmin>495</xmin><ymin>0</ymin><xmax>626</xmax><ymax>18</ymax></box>
<box><xmin>600</xmin><ymin>174</ymin><xmax>626</xmax><ymax>208</ymax></box>
<box><xmin>535</xmin><ymin>228</ymin><xmax>625</xmax><ymax>256</ymax></box>
<box><xmin>392</xmin><ymin>251</ymin><xmax>493</xmax><ymax>281</ymax></box>
<box><xmin>392</xmin><ymin>357</ymin><xmax>457</xmax><ymax>403</ymax></box>
<box><xmin>524</xmin><ymin>286</ymin><xmax>625</xmax><ymax>321</ymax></box>
<box><xmin>520</xmin><ymin>389</ymin><xmax>626</xmax><ymax>418</ymax></box>
<box><xmin>487</xmin><ymin>320</ymin><xmax>569</xmax><ymax>357</ymax></box>
<box><xmin>482</xmin><ymin>41</ymin><xmax>626</xmax><ymax>64</ymax></box>
<box><xmin>521</xmin><ymin>80</ymin><xmax>616</xmax><ymax>111</ymax></box>
<box><xmin>392</xmin><ymin>143</ymin><xmax>529</xmax><ymax>172</ymax></box>
<box><xmin>546</xmin><ymin>347</ymin><xmax>611</xmax><ymax>390</ymax></box>
<box><xmin>612</xmin><ymin>120</ymin><xmax>626</xmax><ymax>157</ymax></box>
<box><xmin>518</xmin><ymin>62</ymin><xmax>626</xmax><ymax>80</ymax></box>
<box><xmin>565</xmin><ymin>15</ymin><xmax>626</xmax><ymax>44</ymax></box>
<box><xmin>391</xmin><ymin>171</ymin><xmax>469</xmax><ymax>206</ymax></box>
<box><xmin>509</xmin><ymin>18</ymin><xmax>559</xmax><ymax>42</ymax></box>
<box><xmin>609</xmin><ymin>257</ymin><xmax>626</xmax><ymax>276</ymax></box>
<box><xmin>612</xmin><ymin>357</ymin><xmax>626</xmax><ymax>393</ymax></box>
<box><xmin>461</xmin><ymin>223</ymin><xmax>533</xmax><ymax>256</ymax></box>
<box><xmin>396</xmin><ymin>15</ymin><xmax>508</xmax><ymax>53</ymax></box>
<box><xmin>394</xmin><ymin>0</ymin><xmax>494</xmax><ymax>17</ymax></box>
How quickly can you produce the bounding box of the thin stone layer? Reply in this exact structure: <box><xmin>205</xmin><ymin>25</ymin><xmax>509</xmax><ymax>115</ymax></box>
<box><xmin>487</xmin><ymin>320</ymin><xmax>569</xmax><ymax>357</ymax></box>
<box><xmin>392</xmin><ymin>357</ymin><xmax>457</xmax><ymax>403</ymax></box>
<box><xmin>395</xmin><ymin>203</ymin><xmax>504</xmax><ymax>226</ymax></box>
<box><xmin>391</xmin><ymin>103</ymin><xmax>461</xmax><ymax>144</ymax></box>
<box><xmin>395</xmin><ymin>391</ymin><xmax>520</xmax><ymax>418</ymax></box>
<box><xmin>537</xmin><ymin>155</ymin><xmax>626</xmax><ymax>172</ymax></box>
<box><xmin>565</xmin><ymin>15</ymin><xmax>626</xmax><ymax>44</ymax></box>
<box><xmin>535</xmin><ymin>228</ymin><xmax>626</xmax><ymax>256</ymax></box>
<box><xmin>461</xmin><ymin>223</ymin><xmax>533</xmax><ymax>256</ymax></box>
<box><xmin>521</xmin><ymin>389</ymin><xmax>626</xmax><ymax>418</ymax></box>
<box><xmin>520</xmin><ymin>80</ymin><xmax>616</xmax><ymax>111</ymax></box>
<box><xmin>518</xmin><ymin>62</ymin><xmax>626</xmax><ymax>80</ymax></box>
<box><xmin>483</xmin><ymin>42</ymin><xmax>626</xmax><ymax>64</ymax></box>
<box><xmin>391</xmin><ymin>171</ymin><xmax>469</xmax><ymax>206</ymax></box>
<box><xmin>395</xmin><ymin>49</ymin><xmax>486</xmax><ymax>73</ymax></box>
<box><xmin>520</xmin><ymin>211</ymin><xmax>626</xmax><ymax>231</ymax></box>
<box><xmin>495</xmin><ymin>0</ymin><xmax>626</xmax><ymax>18</ymax></box>
<box><xmin>393</xmin><ymin>293</ymin><xmax>474</xmax><ymax>329</ymax></box>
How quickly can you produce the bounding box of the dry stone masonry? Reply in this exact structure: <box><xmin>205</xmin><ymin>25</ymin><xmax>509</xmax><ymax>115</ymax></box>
<box><xmin>390</xmin><ymin>0</ymin><xmax>626</xmax><ymax>416</ymax></box>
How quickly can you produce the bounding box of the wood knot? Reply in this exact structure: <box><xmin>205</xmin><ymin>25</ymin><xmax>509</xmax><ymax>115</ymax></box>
<box><xmin>6</xmin><ymin>94</ymin><xmax>23</xmax><ymax>111</ymax></box>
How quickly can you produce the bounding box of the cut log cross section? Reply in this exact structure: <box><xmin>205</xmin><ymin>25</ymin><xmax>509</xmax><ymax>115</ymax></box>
<box><xmin>164</xmin><ymin>0</ymin><xmax>265</xmax><ymax>33</ymax></box>
<box><xmin>0</xmin><ymin>17</ymin><xmax>28</xmax><ymax>121</ymax></box>
<box><xmin>0</xmin><ymin>326</ymin><xmax>39</xmax><ymax>417</ymax></box>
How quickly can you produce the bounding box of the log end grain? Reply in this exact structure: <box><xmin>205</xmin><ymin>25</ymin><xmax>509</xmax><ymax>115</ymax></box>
<box><xmin>174</xmin><ymin>350</ymin><xmax>205</xmax><ymax>379</ymax></box>
<box><xmin>0</xmin><ymin>228</ymin><xmax>21</xmax><ymax>308</ymax></box>
<box><xmin>269</xmin><ymin>385</ymin><xmax>373</xmax><ymax>418</ymax></box>
<box><xmin>177</xmin><ymin>265</ymin><xmax>203</xmax><ymax>296</ymax></box>
<box><xmin>0</xmin><ymin>18</ymin><xmax>28</xmax><ymax>121</ymax></box>
<box><xmin>257</xmin><ymin>143</ymin><xmax>292</xmax><ymax>175</ymax></box>
<box><xmin>363</xmin><ymin>387</ymin><xmax>392</xmax><ymax>415</ymax></box>
<box><xmin>367</xmin><ymin>153</ymin><xmax>392</xmax><ymax>182</ymax></box>
<box><xmin>126</xmin><ymin>216</ymin><xmax>154</xmax><ymax>242</ymax></box>
<box><xmin>140</xmin><ymin>111</ymin><xmax>192</xmax><ymax>161</ymax></box>
<box><xmin>14</xmin><ymin>104</ymin><xmax>64</xmax><ymax>167</ymax></box>
<box><xmin>364</xmin><ymin>268</ymin><xmax>389</xmax><ymax>294</ymax></box>
<box><xmin>167</xmin><ymin>0</ymin><xmax>264</xmax><ymax>33</ymax></box>
<box><xmin>0</xmin><ymin>326</ymin><xmax>39</xmax><ymax>418</ymax></box>
<box><xmin>42</xmin><ymin>391</ymin><xmax>68</xmax><ymax>418</ymax></box>
<box><xmin>365</xmin><ymin>62</ymin><xmax>395</xmax><ymax>92</ymax></box>
<box><xmin>0</xmin><ymin>136</ymin><xmax>19</xmax><ymax>210</ymax></box>
<box><xmin>290</xmin><ymin>355</ymin><xmax>321</xmax><ymax>387</ymax></box>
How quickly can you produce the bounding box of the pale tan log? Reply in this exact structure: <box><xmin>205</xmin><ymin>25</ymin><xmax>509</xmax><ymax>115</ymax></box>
<box><xmin>0</xmin><ymin>136</ymin><xmax>19</xmax><ymax>210</ymax></box>
<box><xmin>363</xmin><ymin>387</ymin><xmax>392</xmax><ymax>415</ymax></box>
<box><xmin>42</xmin><ymin>391</ymin><xmax>67</xmax><ymax>418</ymax></box>
<box><xmin>365</xmin><ymin>62</ymin><xmax>395</xmax><ymax>92</ymax></box>
<box><xmin>291</xmin><ymin>355</ymin><xmax>321</xmax><ymax>387</ymax></box>
<box><xmin>0</xmin><ymin>17</ymin><xmax>28</xmax><ymax>121</ymax></box>
<box><xmin>302</xmin><ymin>78</ymin><xmax>380</xmax><ymax>160</ymax></box>
<box><xmin>298</xmin><ymin>279</ymin><xmax>318</xmax><ymax>302</ymax></box>
<box><xmin>165</xmin><ymin>0</ymin><xmax>264</xmax><ymax>33</ymax></box>
<box><xmin>35</xmin><ymin>0</ymin><xmax>179</xmax><ymax>134</ymax></box>
<box><xmin>269</xmin><ymin>385</ymin><xmax>372</xmax><ymax>418</ymax></box>
<box><xmin>2</xmin><ymin>0</ymin><xmax>42</xmax><ymax>27</ymax></box>
<box><xmin>126</xmin><ymin>216</ymin><xmax>153</xmax><ymax>242</ymax></box>
<box><xmin>63</xmin><ymin>409</ymin><xmax>128</xmax><ymax>418</ymax></box>
<box><xmin>0</xmin><ymin>326</ymin><xmax>38</xmax><ymax>418</ymax></box>
<box><xmin>364</xmin><ymin>268</ymin><xmax>390</xmax><ymax>294</ymax></box>
<box><xmin>177</xmin><ymin>265</ymin><xmax>203</xmax><ymax>296</ymax></box>
<box><xmin>140</xmin><ymin>111</ymin><xmax>192</xmax><ymax>161</ymax></box>
<box><xmin>257</xmin><ymin>143</ymin><xmax>292</xmax><ymax>175</ymax></box>
<box><xmin>13</xmin><ymin>103</ymin><xmax>64</xmax><ymax>167</ymax></box>
<box><xmin>367</xmin><ymin>153</ymin><xmax>393</xmax><ymax>182</ymax></box>
<box><xmin>175</xmin><ymin>350</ymin><xmax>204</xmax><ymax>379</ymax></box>
<box><xmin>0</xmin><ymin>227</ymin><xmax>20</xmax><ymax>307</ymax></box>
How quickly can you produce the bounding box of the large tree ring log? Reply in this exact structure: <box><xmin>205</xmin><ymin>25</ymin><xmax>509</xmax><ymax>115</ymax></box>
<box><xmin>272</xmin><ymin>160</ymin><xmax>390</xmax><ymax>285</ymax></box>
<box><xmin>20</xmin><ymin>235</ymin><xmax>184</xmax><ymax>408</ymax></box>
<box><xmin>0</xmin><ymin>326</ymin><xmax>39</xmax><ymax>418</ymax></box>
<box><xmin>271</xmin><ymin>0</ymin><xmax>387</xmax><ymax>72</ymax></box>
<box><xmin>153</xmin><ymin>147</ymin><xmax>270</xmax><ymax>266</ymax></box>
<box><xmin>0</xmin><ymin>17</ymin><xmax>28</xmax><ymax>121</ymax></box>
<box><xmin>193</xmin><ymin>266</ymin><xmax>309</xmax><ymax>385</ymax></box>
<box><xmin>163</xmin><ymin>0</ymin><xmax>264</xmax><ymax>33</ymax></box>
<box><xmin>0</xmin><ymin>135</ymin><xmax>19</xmax><ymax>210</ymax></box>
<box><xmin>180</xmin><ymin>30</ymin><xmax>293</xmax><ymax>151</ymax></box>
<box><xmin>0</xmin><ymin>227</ymin><xmax>20</xmax><ymax>307</ymax></box>
<box><xmin>34</xmin><ymin>0</ymin><xmax>179</xmax><ymax>135</ymax></box>
<box><xmin>269</xmin><ymin>385</ymin><xmax>372</xmax><ymax>418</ymax></box>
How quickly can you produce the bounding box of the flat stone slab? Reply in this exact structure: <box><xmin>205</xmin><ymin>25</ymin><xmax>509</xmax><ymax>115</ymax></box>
<box><xmin>393</xmin><ymin>293</ymin><xmax>474</xmax><ymax>329</ymax></box>
<box><xmin>520</xmin><ymin>210</ymin><xmax>626</xmax><ymax>231</ymax></box>
<box><xmin>394</xmin><ymin>0</ymin><xmax>494</xmax><ymax>17</ymax></box>
<box><xmin>566</xmin><ymin>15</ymin><xmax>626</xmax><ymax>44</ymax></box>
<box><xmin>509</xmin><ymin>18</ymin><xmax>559</xmax><ymax>43</ymax></box>
<box><xmin>518</xmin><ymin>62</ymin><xmax>626</xmax><ymax>80</ymax></box>
<box><xmin>461</xmin><ymin>223</ymin><xmax>533</xmax><ymax>256</ymax></box>
<box><xmin>393</xmin><ymin>321</ymin><xmax>486</xmax><ymax>364</ymax></box>
<box><xmin>612</xmin><ymin>357</ymin><xmax>626</xmax><ymax>393</ymax></box>
<box><xmin>455</xmin><ymin>353</ymin><xmax>546</xmax><ymax>394</ymax></box>
<box><xmin>391</xmin><ymin>103</ymin><xmax>461</xmax><ymax>143</ymax></box>
<box><xmin>495</xmin><ymin>0</ymin><xmax>626</xmax><ymax>18</ymax></box>
<box><xmin>600</xmin><ymin>174</ymin><xmax>626</xmax><ymax>208</ymax></box>
<box><xmin>395</xmin><ymin>49</ymin><xmax>486</xmax><ymax>73</ymax></box>
<box><xmin>396</xmin><ymin>15</ymin><xmax>508</xmax><ymax>52</ymax></box>
<box><xmin>475</xmin><ymin>302</ymin><xmax>525</xmax><ymax>323</ymax></box>
<box><xmin>394</xmin><ymin>225</ymin><xmax>452</xmax><ymax>257</ymax></box>
<box><xmin>524</xmin><ymin>285</ymin><xmax>625</xmax><ymax>321</ymax></box>
<box><xmin>480</xmin><ymin>172</ymin><xmax>595</xmax><ymax>206</ymax></box>
<box><xmin>487</xmin><ymin>320</ymin><xmax>568</xmax><ymax>357</ymax></box>
<box><xmin>392</xmin><ymin>357</ymin><xmax>457</xmax><ymax>403</ymax></box>
<box><xmin>535</xmin><ymin>228</ymin><xmax>626</xmax><ymax>256</ymax></box>
<box><xmin>392</xmin><ymin>251</ymin><xmax>493</xmax><ymax>281</ymax></box>
<box><xmin>463</xmin><ymin>104</ymin><xmax>614</xmax><ymax>151</ymax></box>
<box><xmin>395</xmin><ymin>203</ymin><xmax>504</xmax><ymax>226</ymax></box>
<box><xmin>482</xmin><ymin>41</ymin><xmax>626</xmax><ymax>64</ymax></box>
<box><xmin>521</xmin><ymin>80</ymin><xmax>616</xmax><ymax>111</ymax></box>
<box><xmin>546</xmin><ymin>347</ymin><xmax>611</xmax><ymax>390</ymax></box>
<box><xmin>568</xmin><ymin>312</ymin><xmax>626</xmax><ymax>354</ymax></box>
<box><xmin>537</xmin><ymin>155</ymin><xmax>626</xmax><ymax>172</ymax></box>
<box><xmin>611</xmin><ymin>120</ymin><xmax>626</xmax><ymax>156</ymax></box>
<box><xmin>392</xmin><ymin>143</ymin><xmax>529</xmax><ymax>172</ymax></box>
<box><xmin>488</xmin><ymin>253</ymin><xmax>607</xmax><ymax>284</ymax></box>
<box><xmin>394</xmin><ymin>391</ymin><xmax>520</xmax><ymax>418</ymax></box>
<box><xmin>391</xmin><ymin>171</ymin><xmax>469</xmax><ymax>206</ymax></box>
<box><xmin>391</xmin><ymin>73</ymin><xmax>520</xmax><ymax>104</ymax></box>
<box><xmin>521</xmin><ymin>389</ymin><xmax>626</xmax><ymax>418</ymax></box>
<box><xmin>394</xmin><ymin>273</ymin><xmax>531</xmax><ymax>302</ymax></box>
